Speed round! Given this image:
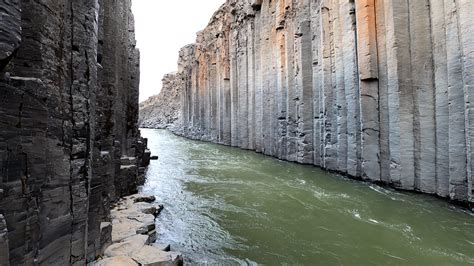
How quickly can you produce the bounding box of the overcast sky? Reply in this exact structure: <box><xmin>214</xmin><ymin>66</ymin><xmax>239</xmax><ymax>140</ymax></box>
<box><xmin>132</xmin><ymin>0</ymin><xmax>225</xmax><ymax>102</ymax></box>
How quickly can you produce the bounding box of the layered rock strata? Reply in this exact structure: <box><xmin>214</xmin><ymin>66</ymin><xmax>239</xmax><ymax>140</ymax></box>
<box><xmin>0</xmin><ymin>0</ymin><xmax>149</xmax><ymax>264</ymax></box>
<box><xmin>144</xmin><ymin>0</ymin><xmax>474</xmax><ymax>206</ymax></box>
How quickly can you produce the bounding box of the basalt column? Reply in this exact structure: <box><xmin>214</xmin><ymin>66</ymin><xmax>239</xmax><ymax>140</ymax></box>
<box><xmin>144</xmin><ymin>0</ymin><xmax>474</xmax><ymax>205</ymax></box>
<box><xmin>0</xmin><ymin>0</ymin><xmax>148</xmax><ymax>264</ymax></box>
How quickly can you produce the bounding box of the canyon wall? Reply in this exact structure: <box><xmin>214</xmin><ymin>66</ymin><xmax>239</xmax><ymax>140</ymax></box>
<box><xmin>145</xmin><ymin>0</ymin><xmax>474</xmax><ymax>205</ymax></box>
<box><xmin>139</xmin><ymin>73</ymin><xmax>182</xmax><ymax>129</ymax></box>
<box><xmin>0</xmin><ymin>0</ymin><xmax>149</xmax><ymax>264</ymax></box>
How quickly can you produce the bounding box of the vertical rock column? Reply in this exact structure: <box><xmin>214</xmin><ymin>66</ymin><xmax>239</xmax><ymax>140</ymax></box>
<box><xmin>430</xmin><ymin>0</ymin><xmax>449</xmax><ymax>198</ymax></box>
<box><xmin>383</xmin><ymin>0</ymin><xmax>415</xmax><ymax>189</ymax></box>
<box><xmin>342</xmin><ymin>0</ymin><xmax>361</xmax><ymax>177</ymax></box>
<box><xmin>355</xmin><ymin>0</ymin><xmax>380</xmax><ymax>181</ymax></box>
<box><xmin>458</xmin><ymin>0</ymin><xmax>474</xmax><ymax>202</ymax></box>
<box><xmin>69</xmin><ymin>1</ymin><xmax>100</xmax><ymax>263</ymax></box>
<box><xmin>295</xmin><ymin>17</ymin><xmax>314</xmax><ymax>164</ymax></box>
<box><xmin>0</xmin><ymin>0</ymin><xmax>147</xmax><ymax>264</ymax></box>
<box><xmin>156</xmin><ymin>0</ymin><xmax>474</xmax><ymax>205</ymax></box>
<box><xmin>409</xmin><ymin>0</ymin><xmax>436</xmax><ymax>193</ymax></box>
<box><xmin>444</xmin><ymin>0</ymin><xmax>468</xmax><ymax>201</ymax></box>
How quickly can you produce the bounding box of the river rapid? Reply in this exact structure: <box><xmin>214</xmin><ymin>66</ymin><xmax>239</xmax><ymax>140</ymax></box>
<box><xmin>140</xmin><ymin>129</ymin><xmax>474</xmax><ymax>265</ymax></box>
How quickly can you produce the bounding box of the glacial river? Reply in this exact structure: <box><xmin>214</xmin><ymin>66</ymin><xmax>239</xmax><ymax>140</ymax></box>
<box><xmin>140</xmin><ymin>129</ymin><xmax>474</xmax><ymax>265</ymax></box>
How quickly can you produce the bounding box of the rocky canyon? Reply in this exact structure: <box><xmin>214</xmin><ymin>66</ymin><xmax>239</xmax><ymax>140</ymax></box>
<box><xmin>140</xmin><ymin>0</ymin><xmax>474</xmax><ymax>206</ymax></box>
<box><xmin>0</xmin><ymin>0</ymin><xmax>151</xmax><ymax>264</ymax></box>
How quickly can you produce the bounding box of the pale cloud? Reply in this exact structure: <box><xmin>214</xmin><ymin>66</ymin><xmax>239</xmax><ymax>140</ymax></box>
<box><xmin>132</xmin><ymin>0</ymin><xmax>225</xmax><ymax>102</ymax></box>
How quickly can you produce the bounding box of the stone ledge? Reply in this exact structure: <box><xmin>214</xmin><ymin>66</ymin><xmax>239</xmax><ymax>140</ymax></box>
<box><xmin>93</xmin><ymin>194</ymin><xmax>183</xmax><ymax>266</ymax></box>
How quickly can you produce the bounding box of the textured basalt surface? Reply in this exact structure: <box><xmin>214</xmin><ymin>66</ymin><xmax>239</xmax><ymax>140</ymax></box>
<box><xmin>0</xmin><ymin>0</ymin><xmax>149</xmax><ymax>264</ymax></box>
<box><xmin>141</xmin><ymin>0</ymin><xmax>474</xmax><ymax>206</ymax></box>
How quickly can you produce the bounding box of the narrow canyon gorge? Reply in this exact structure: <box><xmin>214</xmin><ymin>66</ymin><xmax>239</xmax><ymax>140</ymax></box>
<box><xmin>140</xmin><ymin>0</ymin><xmax>474</xmax><ymax>206</ymax></box>
<box><xmin>0</xmin><ymin>0</ymin><xmax>473</xmax><ymax>264</ymax></box>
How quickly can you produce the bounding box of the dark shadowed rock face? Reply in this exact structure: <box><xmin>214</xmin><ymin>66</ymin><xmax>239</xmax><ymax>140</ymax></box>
<box><xmin>0</xmin><ymin>0</ymin><xmax>21</xmax><ymax>71</ymax></box>
<box><xmin>0</xmin><ymin>0</ymin><xmax>148</xmax><ymax>264</ymax></box>
<box><xmin>142</xmin><ymin>0</ymin><xmax>474</xmax><ymax>206</ymax></box>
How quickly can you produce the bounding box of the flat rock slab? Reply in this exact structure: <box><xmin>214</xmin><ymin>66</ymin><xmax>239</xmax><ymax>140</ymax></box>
<box><xmin>104</xmin><ymin>234</ymin><xmax>148</xmax><ymax>258</ymax></box>
<box><xmin>133</xmin><ymin>245</ymin><xmax>183</xmax><ymax>266</ymax></box>
<box><xmin>95</xmin><ymin>256</ymin><xmax>138</xmax><ymax>266</ymax></box>
<box><xmin>97</xmin><ymin>194</ymin><xmax>183</xmax><ymax>266</ymax></box>
<box><xmin>111</xmin><ymin>195</ymin><xmax>157</xmax><ymax>242</ymax></box>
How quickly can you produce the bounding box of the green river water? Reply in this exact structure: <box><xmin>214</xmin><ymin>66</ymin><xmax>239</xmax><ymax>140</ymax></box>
<box><xmin>140</xmin><ymin>129</ymin><xmax>474</xmax><ymax>265</ymax></box>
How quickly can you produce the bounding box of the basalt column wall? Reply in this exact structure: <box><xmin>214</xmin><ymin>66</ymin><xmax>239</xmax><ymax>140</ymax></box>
<box><xmin>0</xmin><ymin>0</ymin><xmax>148</xmax><ymax>264</ymax></box>
<box><xmin>170</xmin><ymin>0</ymin><xmax>474</xmax><ymax>205</ymax></box>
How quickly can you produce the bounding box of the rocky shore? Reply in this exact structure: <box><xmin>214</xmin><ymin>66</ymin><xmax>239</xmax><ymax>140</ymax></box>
<box><xmin>94</xmin><ymin>195</ymin><xmax>183</xmax><ymax>266</ymax></box>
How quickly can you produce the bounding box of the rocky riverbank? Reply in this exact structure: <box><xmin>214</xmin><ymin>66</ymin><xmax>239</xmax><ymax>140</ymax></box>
<box><xmin>94</xmin><ymin>194</ymin><xmax>183</xmax><ymax>266</ymax></box>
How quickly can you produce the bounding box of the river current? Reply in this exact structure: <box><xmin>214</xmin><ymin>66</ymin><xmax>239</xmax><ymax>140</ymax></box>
<box><xmin>140</xmin><ymin>129</ymin><xmax>474</xmax><ymax>265</ymax></box>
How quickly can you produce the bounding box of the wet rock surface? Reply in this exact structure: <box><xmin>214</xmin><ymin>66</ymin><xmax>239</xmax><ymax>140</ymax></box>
<box><xmin>97</xmin><ymin>194</ymin><xmax>183</xmax><ymax>266</ymax></box>
<box><xmin>0</xmin><ymin>0</ymin><xmax>149</xmax><ymax>264</ymax></box>
<box><xmin>140</xmin><ymin>0</ymin><xmax>474</xmax><ymax>206</ymax></box>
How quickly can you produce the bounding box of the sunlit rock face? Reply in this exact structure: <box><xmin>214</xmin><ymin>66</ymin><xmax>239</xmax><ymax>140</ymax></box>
<box><xmin>139</xmin><ymin>72</ymin><xmax>182</xmax><ymax>129</ymax></box>
<box><xmin>142</xmin><ymin>0</ymin><xmax>474</xmax><ymax>205</ymax></box>
<box><xmin>0</xmin><ymin>0</ymin><xmax>148</xmax><ymax>264</ymax></box>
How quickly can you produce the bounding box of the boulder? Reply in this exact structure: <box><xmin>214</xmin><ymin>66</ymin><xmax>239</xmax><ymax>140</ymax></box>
<box><xmin>134</xmin><ymin>195</ymin><xmax>156</xmax><ymax>203</ymax></box>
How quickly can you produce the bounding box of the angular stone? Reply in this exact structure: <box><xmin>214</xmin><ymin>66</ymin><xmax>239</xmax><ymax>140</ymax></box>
<box><xmin>95</xmin><ymin>256</ymin><xmax>139</xmax><ymax>266</ymax></box>
<box><xmin>104</xmin><ymin>234</ymin><xmax>148</xmax><ymax>258</ymax></box>
<box><xmin>132</xmin><ymin>245</ymin><xmax>183</xmax><ymax>266</ymax></box>
<box><xmin>134</xmin><ymin>195</ymin><xmax>156</xmax><ymax>203</ymax></box>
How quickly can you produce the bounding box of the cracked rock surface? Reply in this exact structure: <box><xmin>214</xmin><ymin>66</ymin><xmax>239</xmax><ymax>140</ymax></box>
<box><xmin>0</xmin><ymin>0</ymin><xmax>149</xmax><ymax>264</ymax></box>
<box><xmin>97</xmin><ymin>195</ymin><xmax>183</xmax><ymax>266</ymax></box>
<box><xmin>140</xmin><ymin>0</ymin><xmax>474</xmax><ymax>206</ymax></box>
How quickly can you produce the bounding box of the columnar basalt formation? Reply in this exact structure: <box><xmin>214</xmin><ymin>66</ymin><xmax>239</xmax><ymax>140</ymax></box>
<box><xmin>0</xmin><ymin>0</ymin><xmax>148</xmax><ymax>264</ymax></box>
<box><xmin>143</xmin><ymin>0</ymin><xmax>474</xmax><ymax>205</ymax></box>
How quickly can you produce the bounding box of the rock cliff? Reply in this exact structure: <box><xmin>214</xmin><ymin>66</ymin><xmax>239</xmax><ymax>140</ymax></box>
<box><xmin>0</xmin><ymin>0</ymin><xmax>149</xmax><ymax>264</ymax></box>
<box><xmin>142</xmin><ymin>0</ymin><xmax>474</xmax><ymax>206</ymax></box>
<box><xmin>139</xmin><ymin>73</ymin><xmax>182</xmax><ymax>129</ymax></box>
